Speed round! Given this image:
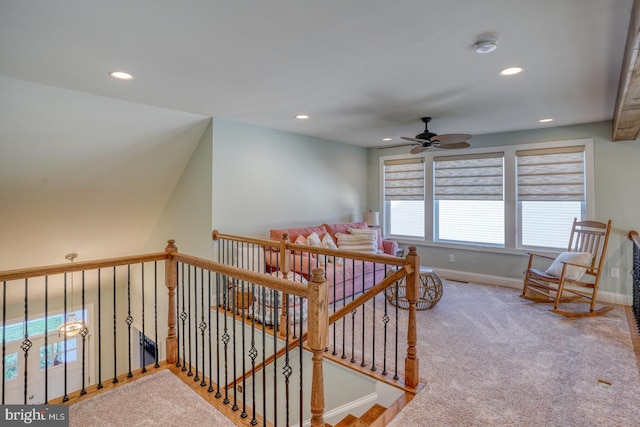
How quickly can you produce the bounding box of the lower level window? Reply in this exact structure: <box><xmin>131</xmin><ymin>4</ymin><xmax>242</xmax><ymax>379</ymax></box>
<box><xmin>520</xmin><ymin>201</ymin><xmax>582</xmax><ymax>248</ymax></box>
<box><xmin>389</xmin><ymin>200</ymin><xmax>424</xmax><ymax>237</ymax></box>
<box><xmin>436</xmin><ymin>200</ymin><xmax>505</xmax><ymax>245</ymax></box>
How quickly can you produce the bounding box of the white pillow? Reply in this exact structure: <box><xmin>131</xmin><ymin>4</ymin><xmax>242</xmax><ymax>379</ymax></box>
<box><xmin>335</xmin><ymin>232</ymin><xmax>378</xmax><ymax>254</ymax></box>
<box><xmin>321</xmin><ymin>233</ymin><xmax>338</xmax><ymax>250</ymax></box>
<box><xmin>306</xmin><ymin>231</ymin><xmax>322</xmax><ymax>247</ymax></box>
<box><xmin>545</xmin><ymin>251</ymin><xmax>592</xmax><ymax>280</ymax></box>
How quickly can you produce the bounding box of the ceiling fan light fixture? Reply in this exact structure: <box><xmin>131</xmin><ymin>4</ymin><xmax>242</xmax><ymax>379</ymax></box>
<box><xmin>474</xmin><ymin>39</ymin><xmax>497</xmax><ymax>54</ymax></box>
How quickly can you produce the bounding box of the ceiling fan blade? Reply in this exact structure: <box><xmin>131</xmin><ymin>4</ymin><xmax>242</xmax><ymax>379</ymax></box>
<box><xmin>434</xmin><ymin>141</ymin><xmax>470</xmax><ymax>149</ymax></box>
<box><xmin>401</xmin><ymin>136</ymin><xmax>428</xmax><ymax>143</ymax></box>
<box><xmin>377</xmin><ymin>143</ymin><xmax>414</xmax><ymax>150</ymax></box>
<box><xmin>410</xmin><ymin>145</ymin><xmax>428</xmax><ymax>154</ymax></box>
<box><xmin>430</xmin><ymin>133</ymin><xmax>472</xmax><ymax>144</ymax></box>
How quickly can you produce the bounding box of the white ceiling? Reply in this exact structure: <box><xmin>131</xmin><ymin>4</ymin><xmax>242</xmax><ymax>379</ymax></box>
<box><xmin>0</xmin><ymin>0</ymin><xmax>633</xmax><ymax>147</ymax></box>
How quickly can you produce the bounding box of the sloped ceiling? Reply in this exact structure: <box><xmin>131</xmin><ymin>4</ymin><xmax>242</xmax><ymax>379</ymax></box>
<box><xmin>0</xmin><ymin>76</ymin><xmax>209</xmax><ymax>269</ymax></box>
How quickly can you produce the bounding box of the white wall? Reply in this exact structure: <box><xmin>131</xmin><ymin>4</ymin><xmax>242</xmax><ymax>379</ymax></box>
<box><xmin>368</xmin><ymin>121</ymin><xmax>640</xmax><ymax>301</ymax></box>
<box><xmin>212</xmin><ymin>118</ymin><xmax>368</xmax><ymax>238</ymax></box>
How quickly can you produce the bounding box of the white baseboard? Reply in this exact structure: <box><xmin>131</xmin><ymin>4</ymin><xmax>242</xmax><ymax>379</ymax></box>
<box><xmin>435</xmin><ymin>268</ymin><xmax>632</xmax><ymax>306</ymax></box>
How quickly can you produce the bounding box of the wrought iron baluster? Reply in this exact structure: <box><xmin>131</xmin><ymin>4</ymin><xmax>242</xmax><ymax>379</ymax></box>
<box><xmin>187</xmin><ymin>264</ymin><xmax>193</xmax><ymax>377</ymax></box>
<box><xmin>341</xmin><ymin>260</ymin><xmax>347</xmax><ymax>360</ymax></box>
<box><xmin>199</xmin><ymin>268</ymin><xmax>207</xmax><ymax>387</ymax></box>
<box><xmin>112</xmin><ymin>266</ymin><xmax>118</xmax><ymax>384</ymax></box>
<box><xmin>332</xmin><ymin>259</ymin><xmax>337</xmax><ymax>356</ymax></box>
<box><xmin>215</xmin><ymin>272</ymin><xmax>222</xmax><ymax>399</ymax></box>
<box><xmin>283</xmin><ymin>293</ymin><xmax>292</xmax><ymax>427</ymax></box>
<box><xmin>350</xmin><ymin>259</ymin><xmax>357</xmax><ymax>364</ymax></box>
<box><xmin>44</xmin><ymin>276</ymin><xmax>49</xmax><ymax>403</ymax></box>
<box><xmin>394</xmin><ymin>277</ymin><xmax>400</xmax><ymax>381</ymax></box>
<box><xmin>273</xmin><ymin>290</ymin><xmax>278</xmax><ymax>426</ymax></box>
<box><xmin>141</xmin><ymin>263</ymin><xmax>146</xmax><ymax>373</ymax></box>
<box><xmin>371</xmin><ymin>264</ymin><xmax>377</xmax><ymax>372</ymax></box>
<box><xmin>193</xmin><ymin>266</ymin><xmax>199</xmax><ymax>382</ymax></box>
<box><xmin>249</xmin><ymin>280</ymin><xmax>258</xmax><ymax>426</ymax></box>
<box><xmin>361</xmin><ymin>260</ymin><xmax>367</xmax><ymax>368</ymax></box>
<box><xmin>80</xmin><ymin>270</ymin><xmax>88</xmax><ymax>394</ymax></box>
<box><xmin>299</xmin><ymin>294</ymin><xmax>304</xmax><ymax>427</ymax></box>
<box><xmin>126</xmin><ymin>265</ymin><xmax>133</xmax><ymax>378</ymax></box>
<box><xmin>232</xmin><ymin>279</ymin><xmax>238</xmax><ymax>411</ymax></box>
<box><xmin>97</xmin><ymin>269</ymin><xmax>103</xmax><ymax>388</ymax></box>
<box><xmin>180</xmin><ymin>263</ymin><xmax>187</xmax><ymax>371</ymax></box>
<box><xmin>382</xmin><ymin>266</ymin><xmax>391</xmax><ymax>376</ymax></box>
<box><xmin>2</xmin><ymin>280</ymin><xmax>6</xmax><ymax>404</ymax></box>
<box><xmin>208</xmin><ymin>270</ymin><xmax>214</xmax><ymax>393</ymax></box>
<box><xmin>222</xmin><ymin>273</ymin><xmax>230</xmax><ymax>405</ymax></box>
<box><xmin>261</xmin><ymin>286</ymin><xmax>267</xmax><ymax>426</ymax></box>
<box><xmin>241</xmin><ymin>243</ymin><xmax>247</xmax><ymax>418</ymax></box>
<box><xmin>154</xmin><ymin>261</ymin><xmax>160</xmax><ymax>368</ymax></box>
<box><xmin>22</xmin><ymin>278</ymin><xmax>33</xmax><ymax>404</ymax></box>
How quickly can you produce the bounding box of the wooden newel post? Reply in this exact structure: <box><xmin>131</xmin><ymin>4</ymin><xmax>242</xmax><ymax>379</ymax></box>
<box><xmin>404</xmin><ymin>246</ymin><xmax>420</xmax><ymax>389</ymax></box>
<box><xmin>165</xmin><ymin>239</ymin><xmax>178</xmax><ymax>365</ymax></box>
<box><xmin>307</xmin><ymin>268</ymin><xmax>328</xmax><ymax>427</ymax></box>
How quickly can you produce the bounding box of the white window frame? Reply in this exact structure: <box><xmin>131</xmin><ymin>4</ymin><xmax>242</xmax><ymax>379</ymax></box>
<box><xmin>379</xmin><ymin>138</ymin><xmax>594</xmax><ymax>253</ymax></box>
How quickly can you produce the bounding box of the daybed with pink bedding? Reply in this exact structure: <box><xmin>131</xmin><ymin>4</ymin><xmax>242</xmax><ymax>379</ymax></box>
<box><xmin>266</xmin><ymin>222</ymin><xmax>399</xmax><ymax>304</ymax></box>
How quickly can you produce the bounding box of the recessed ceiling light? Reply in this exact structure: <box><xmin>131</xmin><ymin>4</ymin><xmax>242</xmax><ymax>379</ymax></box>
<box><xmin>295</xmin><ymin>114</ymin><xmax>309</xmax><ymax>120</ymax></box>
<box><xmin>109</xmin><ymin>71</ymin><xmax>134</xmax><ymax>80</ymax></box>
<box><xmin>538</xmin><ymin>118</ymin><xmax>554</xmax><ymax>123</ymax></box>
<box><xmin>382</xmin><ymin>138</ymin><xmax>392</xmax><ymax>141</ymax></box>
<box><xmin>499</xmin><ymin>67</ymin><xmax>523</xmax><ymax>76</ymax></box>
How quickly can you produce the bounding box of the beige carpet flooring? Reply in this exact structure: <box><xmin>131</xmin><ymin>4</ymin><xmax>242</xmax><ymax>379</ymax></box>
<box><xmin>69</xmin><ymin>369</ymin><xmax>233</xmax><ymax>426</ymax></box>
<box><xmin>382</xmin><ymin>280</ymin><xmax>640</xmax><ymax>427</ymax></box>
<box><xmin>69</xmin><ymin>280</ymin><xmax>640</xmax><ymax>426</ymax></box>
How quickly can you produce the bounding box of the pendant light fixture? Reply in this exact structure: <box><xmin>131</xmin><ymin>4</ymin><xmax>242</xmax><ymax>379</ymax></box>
<box><xmin>57</xmin><ymin>253</ymin><xmax>85</xmax><ymax>337</ymax></box>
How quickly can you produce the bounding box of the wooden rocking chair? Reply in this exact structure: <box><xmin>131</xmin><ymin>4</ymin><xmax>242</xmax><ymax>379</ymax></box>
<box><xmin>521</xmin><ymin>218</ymin><xmax>613</xmax><ymax>317</ymax></box>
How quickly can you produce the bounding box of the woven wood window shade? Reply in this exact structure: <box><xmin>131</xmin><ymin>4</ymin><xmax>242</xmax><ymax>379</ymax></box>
<box><xmin>516</xmin><ymin>146</ymin><xmax>585</xmax><ymax>201</ymax></box>
<box><xmin>384</xmin><ymin>158</ymin><xmax>425</xmax><ymax>201</ymax></box>
<box><xmin>434</xmin><ymin>153</ymin><xmax>503</xmax><ymax>200</ymax></box>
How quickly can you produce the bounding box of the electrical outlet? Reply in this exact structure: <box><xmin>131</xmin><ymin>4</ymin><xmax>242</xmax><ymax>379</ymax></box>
<box><xmin>610</xmin><ymin>268</ymin><xmax>620</xmax><ymax>278</ymax></box>
<box><xmin>449</xmin><ymin>254</ymin><xmax>455</xmax><ymax>263</ymax></box>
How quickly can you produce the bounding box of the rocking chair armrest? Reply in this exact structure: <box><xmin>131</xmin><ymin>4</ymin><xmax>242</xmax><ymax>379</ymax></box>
<box><xmin>526</xmin><ymin>252</ymin><xmax>556</xmax><ymax>261</ymax></box>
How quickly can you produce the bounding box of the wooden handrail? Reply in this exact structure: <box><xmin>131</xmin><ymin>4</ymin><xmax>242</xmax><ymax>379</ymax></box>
<box><xmin>629</xmin><ymin>230</ymin><xmax>640</xmax><ymax>248</ymax></box>
<box><xmin>0</xmin><ymin>252</ymin><xmax>169</xmax><ymax>282</ymax></box>
<box><xmin>174</xmin><ymin>252</ymin><xmax>310</xmax><ymax>298</ymax></box>
<box><xmin>212</xmin><ymin>229</ymin><xmax>277</xmax><ymax>247</ymax></box>
<box><xmin>212</xmin><ymin>228</ymin><xmax>407</xmax><ymax>267</ymax></box>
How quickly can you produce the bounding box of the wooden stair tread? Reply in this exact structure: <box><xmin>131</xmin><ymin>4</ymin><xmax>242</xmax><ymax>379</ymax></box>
<box><xmin>354</xmin><ymin>403</ymin><xmax>387</xmax><ymax>427</ymax></box>
<box><xmin>334</xmin><ymin>414</ymin><xmax>358</xmax><ymax>427</ymax></box>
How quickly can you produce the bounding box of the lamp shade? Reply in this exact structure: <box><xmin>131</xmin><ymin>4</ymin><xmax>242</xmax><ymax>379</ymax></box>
<box><xmin>363</xmin><ymin>211</ymin><xmax>380</xmax><ymax>227</ymax></box>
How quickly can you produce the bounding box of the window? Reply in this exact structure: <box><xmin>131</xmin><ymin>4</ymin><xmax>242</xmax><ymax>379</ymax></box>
<box><xmin>4</xmin><ymin>352</ymin><xmax>18</xmax><ymax>381</ymax></box>
<box><xmin>40</xmin><ymin>339</ymin><xmax>78</xmax><ymax>369</ymax></box>
<box><xmin>434</xmin><ymin>153</ymin><xmax>504</xmax><ymax>246</ymax></box>
<box><xmin>516</xmin><ymin>146</ymin><xmax>586</xmax><ymax>249</ymax></box>
<box><xmin>383</xmin><ymin>158</ymin><xmax>425</xmax><ymax>238</ymax></box>
<box><xmin>380</xmin><ymin>138</ymin><xmax>593</xmax><ymax>251</ymax></box>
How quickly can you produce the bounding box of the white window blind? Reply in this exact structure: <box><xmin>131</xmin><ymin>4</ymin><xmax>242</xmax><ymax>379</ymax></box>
<box><xmin>434</xmin><ymin>153</ymin><xmax>503</xmax><ymax>200</ymax></box>
<box><xmin>384</xmin><ymin>158</ymin><xmax>425</xmax><ymax>201</ymax></box>
<box><xmin>516</xmin><ymin>146</ymin><xmax>585</xmax><ymax>201</ymax></box>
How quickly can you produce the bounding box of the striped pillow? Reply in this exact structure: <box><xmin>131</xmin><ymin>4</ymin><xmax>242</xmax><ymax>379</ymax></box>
<box><xmin>335</xmin><ymin>231</ymin><xmax>378</xmax><ymax>254</ymax></box>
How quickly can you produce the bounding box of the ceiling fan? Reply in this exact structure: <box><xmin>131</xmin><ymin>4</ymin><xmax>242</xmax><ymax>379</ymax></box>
<box><xmin>387</xmin><ymin>117</ymin><xmax>472</xmax><ymax>154</ymax></box>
